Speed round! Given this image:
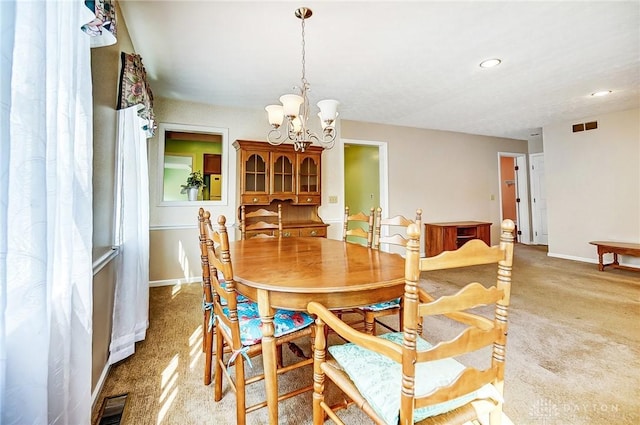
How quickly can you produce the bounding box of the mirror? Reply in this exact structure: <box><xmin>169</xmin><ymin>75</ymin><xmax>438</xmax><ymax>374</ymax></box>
<box><xmin>157</xmin><ymin>123</ymin><xmax>229</xmax><ymax>205</ymax></box>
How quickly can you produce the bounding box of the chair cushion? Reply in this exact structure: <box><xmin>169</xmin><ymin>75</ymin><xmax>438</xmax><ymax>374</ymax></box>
<box><xmin>220</xmin><ymin>301</ymin><xmax>314</xmax><ymax>346</ymax></box>
<box><xmin>328</xmin><ymin>332</ymin><xmax>502</xmax><ymax>424</ymax></box>
<box><xmin>358</xmin><ymin>297</ymin><xmax>400</xmax><ymax>311</ymax></box>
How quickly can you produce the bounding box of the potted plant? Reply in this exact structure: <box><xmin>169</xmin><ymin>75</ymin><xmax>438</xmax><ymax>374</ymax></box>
<box><xmin>181</xmin><ymin>170</ymin><xmax>205</xmax><ymax>201</ymax></box>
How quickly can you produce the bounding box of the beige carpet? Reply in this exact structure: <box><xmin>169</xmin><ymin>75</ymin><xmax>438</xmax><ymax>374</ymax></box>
<box><xmin>92</xmin><ymin>244</ymin><xmax>640</xmax><ymax>425</ymax></box>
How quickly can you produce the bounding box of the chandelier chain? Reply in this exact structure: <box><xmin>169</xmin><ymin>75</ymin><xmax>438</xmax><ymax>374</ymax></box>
<box><xmin>301</xmin><ymin>16</ymin><xmax>307</xmax><ymax>86</ymax></box>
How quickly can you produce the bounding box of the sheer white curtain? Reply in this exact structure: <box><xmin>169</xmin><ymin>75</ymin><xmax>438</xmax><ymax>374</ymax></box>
<box><xmin>109</xmin><ymin>106</ymin><xmax>150</xmax><ymax>364</ymax></box>
<box><xmin>0</xmin><ymin>2</ymin><xmax>94</xmax><ymax>424</ymax></box>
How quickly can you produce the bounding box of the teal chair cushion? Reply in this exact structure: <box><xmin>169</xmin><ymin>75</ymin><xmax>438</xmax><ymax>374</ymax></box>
<box><xmin>358</xmin><ymin>297</ymin><xmax>400</xmax><ymax>312</ymax></box>
<box><xmin>220</xmin><ymin>301</ymin><xmax>314</xmax><ymax>346</ymax></box>
<box><xmin>328</xmin><ymin>332</ymin><xmax>501</xmax><ymax>424</ymax></box>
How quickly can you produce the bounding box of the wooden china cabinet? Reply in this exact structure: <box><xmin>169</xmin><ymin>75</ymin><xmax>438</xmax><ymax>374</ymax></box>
<box><xmin>233</xmin><ymin>140</ymin><xmax>328</xmax><ymax>238</ymax></box>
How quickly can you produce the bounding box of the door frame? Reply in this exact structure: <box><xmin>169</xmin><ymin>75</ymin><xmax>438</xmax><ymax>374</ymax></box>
<box><xmin>342</xmin><ymin>138</ymin><xmax>389</xmax><ymax>230</ymax></box>
<box><xmin>497</xmin><ymin>152</ymin><xmax>531</xmax><ymax>244</ymax></box>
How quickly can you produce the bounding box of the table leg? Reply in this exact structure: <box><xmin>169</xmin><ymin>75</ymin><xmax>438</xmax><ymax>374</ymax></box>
<box><xmin>597</xmin><ymin>247</ymin><xmax>605</xmax><ymax>271</ymax></box>
<box><xmin>256</xmin><ymin>290</ymin><xmax>278</xmax><ymax>425</ymax></box>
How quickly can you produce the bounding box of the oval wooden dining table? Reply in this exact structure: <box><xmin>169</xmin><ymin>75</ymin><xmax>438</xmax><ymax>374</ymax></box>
<box><xmin>229</xmin><ymin>236</ymin><xmax>406</xmax><ymax>425</ymax></box>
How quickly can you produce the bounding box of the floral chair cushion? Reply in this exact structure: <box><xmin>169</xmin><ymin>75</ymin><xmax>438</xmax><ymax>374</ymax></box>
<box><xmin>328</xmin><ymin>332</ymin><xmax>502</xmax><ymax>424</ymax></box>
<box><xmin>219</xmin><ymin>301</ymin><xmax>314</xmax><ymax>346</ymax></box>
<box><xmin>358</xmin><ymin>297</ymin><xmax>400</xmax><ymax>312</ymax></box>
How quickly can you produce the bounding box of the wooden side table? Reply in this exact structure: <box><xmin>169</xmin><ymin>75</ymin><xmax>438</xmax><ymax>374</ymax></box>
<box><xmin>589</xmin><ymin>241</ymin><xmax>640</xmax><ymax>272</ymax></box>
<box><xmin>424</xmin><ymin>221</ymin><xmax>491</xmax><ymax>257</ymax></box>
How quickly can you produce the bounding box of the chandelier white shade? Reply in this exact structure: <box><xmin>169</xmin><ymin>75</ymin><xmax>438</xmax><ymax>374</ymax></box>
<box><xmin>265</xmin><ymin>7</ymin><xmax>339</xmax><ymax>152</ymax></box>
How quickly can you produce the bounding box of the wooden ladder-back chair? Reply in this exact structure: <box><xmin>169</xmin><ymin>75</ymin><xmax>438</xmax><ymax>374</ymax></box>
<box><xmin>240</xmin><ymin>204</ymin><xmax>282</xmax><ymax>239</ymax></box>
<box><xmin>308</xmin><ymin>219</ymin><xmax>515</xmax><ymax>425</ymax></box>
<box><xmin>373</xmin><ymin>207</ymin><xmax>423</xmax><ymax>251</ymax></box>
<box><xmin>199</xmin><ymin>208</ymin><xmax>249</xmax><ymax>385</ymax></box>
<box><xmin>342</xmin><ymin>206</ymin><xmax>375</xmax><ymax>248</ymax></box>
<box><xmin>357</xmin><ymin>207</ymin><xmax>423</xmax><ymax>335</ymax></box>
<box><xmin>207</xmin><ymin>214</ymin><xmax>315</xmax><ymax>425</ymax></box>
<box><xmin>198</xmin><ymin>207</ymin><xmax>216</xmax><ymax>386</ymax></box>
<box><xmin>336</xmin><ymin>206</ymin><xmax>377</xmax><ymax>324</ymax></box>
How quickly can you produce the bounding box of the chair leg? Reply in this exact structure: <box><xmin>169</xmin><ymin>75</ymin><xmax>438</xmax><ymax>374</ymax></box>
<box><xmin>203</xmin><ymin>318</ymin><xmax>213</xmax><ymax>385</ymax></box>
<box><xmin>310</xmin><ymin>324</ymin><xmax>316</xmax><ymax>353</ymax></box>
<box><xmin>277</xmin><ymin>345</ymin><xmax>284</xmax><ymax>368</ymax></box>
<box><xmin>202</xmin><ymin>313</ymin><xmax>207</xmax><ymax>353</ymax></box>
<box><xmin>235</xmin><ymin>355</ymin><xmax>247</xmax><ymax>425</ymax></box>
<box><xmin>364</xmin><ymin>311</ymin><xmax>375</xmax><ymax>335</ymax></box>
<box><xmin>313</xmin><ymin>322</ymin><xmax>327</xmax><ymax>425</ymax></box>
<box><xmin>213</xmin><ymin>331</ymin><xmax>224</xmax><ymax>402</ymax></box>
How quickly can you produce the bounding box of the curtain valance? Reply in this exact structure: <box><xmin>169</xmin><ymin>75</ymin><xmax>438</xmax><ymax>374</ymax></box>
<box><xmin>117</xmin><ymin>52</ymin><xmax>156</xmax><ymax>137</ymax></box>
<box><xmin>82</xmin><ymin>0</ymin><xmax>117</xmax><ymax>48</ymax></box>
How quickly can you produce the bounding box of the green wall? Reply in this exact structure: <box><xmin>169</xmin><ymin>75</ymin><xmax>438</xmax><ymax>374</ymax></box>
<box><xmin>164</xmin><ymin>138</ymin><xmax>222</xmax><ymax>201</ymax></box>
<box><xmin>344</xmin><ymin>144</ymin><xmax>380</xmax><ymax>240</ymax></box>
<box><xmin>165</xmin><ymin>138</ymin><xmax>222</xmax><ymax>173</ymax></box>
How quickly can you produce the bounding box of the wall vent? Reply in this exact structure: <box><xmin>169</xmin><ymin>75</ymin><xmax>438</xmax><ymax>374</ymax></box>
<box><xmin>572</xmin><ymin>121</ymin><xmax>598</xmax><ymax>132</ymax></box>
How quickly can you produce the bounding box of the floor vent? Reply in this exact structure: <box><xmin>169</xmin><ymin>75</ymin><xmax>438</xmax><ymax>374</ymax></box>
<box><xmin>98</xmin><ymin>393</ymin><xmax>128</xmax><ymax>425</ymax></box>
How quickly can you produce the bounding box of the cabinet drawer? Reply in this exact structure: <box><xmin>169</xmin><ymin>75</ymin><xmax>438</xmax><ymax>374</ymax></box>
<box><xmin>241</xmin><ymin>194</ymin><xmax>270</xmax><ymax>205</ymax></box>
<box><xmin>246</xmin><ymin>230</ymin><xmax>276</xmax><ymax>238</ymax></box>
<box><xmin>295</xmin><ymin>195</ymin><xmax>321</xmax><ymax>205</ymax></box>
<box><xmin>282</xmin><ymin>229</ymin><xmax>300</xmax><ymax>238</ymax></box>
<box><xmin>299</xmin><ymin>227</ymin><xmax>326</xmax><ymax>237</ymax></box>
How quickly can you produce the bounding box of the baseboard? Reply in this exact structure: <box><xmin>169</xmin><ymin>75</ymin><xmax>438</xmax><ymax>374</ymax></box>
<box><xmin>91</xmin><ymin>362</ymin><xmax>111</xmax><ymax>411</ymax></box>
<box><xmin>149</xmin><ymin>224</ymin><xmax>197</xmax><ymax>231</ymax></box>
<box><xmin>547</xmin><ymin>252</ymin><xmax>639</xmax><ymax>269</ymax></box>
<box><xmin>149</xmin><ymin>276</ymin><xmax>200</xmax><ymax>287</ymax></box>
<box><xmin>547</xmin><ymin>252</ymin><xmax>596</xmax><ymax>264</ymax></box>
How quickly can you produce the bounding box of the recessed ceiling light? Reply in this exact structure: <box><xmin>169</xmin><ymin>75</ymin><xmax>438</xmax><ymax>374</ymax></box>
<box><xmin>479</xmin><ymin>58</ymin><xmax>501</xmax><ymax>68</ymax></box>
<box><xmin>591</xmin><ymin>90</ymin><xmax>612</xmax><ymax>97</ymax></box>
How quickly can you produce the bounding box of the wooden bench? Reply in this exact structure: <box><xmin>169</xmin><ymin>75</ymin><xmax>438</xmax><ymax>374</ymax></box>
<box><xmin>589</xmin><ymin>241</ymin><xmax>640</xmax><ymax>272</ymax></box>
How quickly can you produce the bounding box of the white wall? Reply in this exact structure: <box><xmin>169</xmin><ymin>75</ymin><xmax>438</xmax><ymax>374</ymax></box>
<box><xmin>148</xmin><ymin>99</ymin><xmax>264</xmax><ymax>281</ymax></box>
<box><xmin>340</xmin><ymin>121</ymin><xmax>529</xmax><ymax>246</ymax></box>
<box><xmin>544</xmin><ymin>108</ymin><xmax>640</xmax><ymax>266</ymax></box>
<box><xmin>528</xmin><ymin>134</ymin><xmax>544</xmax><ymax>154</ymax></box>
<box><xmin>149</xmin><ymin>98</ymin><xmax>266</xmax><ymax>229</ymax></box>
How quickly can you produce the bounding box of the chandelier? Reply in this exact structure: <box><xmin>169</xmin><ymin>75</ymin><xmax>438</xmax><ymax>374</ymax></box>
<box><xmin>265</xmin><ymin>7</ymin><xmax>339</xmax><ymax>152</ymax></box>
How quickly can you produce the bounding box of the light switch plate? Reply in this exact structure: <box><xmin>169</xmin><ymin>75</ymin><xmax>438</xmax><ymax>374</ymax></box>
<box><xmin>329</xmin><ymin>195</ymin><xmax>338</xmax><ymax>203</ymax></box>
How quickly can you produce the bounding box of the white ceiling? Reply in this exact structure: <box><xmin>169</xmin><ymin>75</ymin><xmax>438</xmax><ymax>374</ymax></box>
<box><xmin>119</xmin><ymin>1</ymin><xmax>640</xmax><ymax>141</ymax></box>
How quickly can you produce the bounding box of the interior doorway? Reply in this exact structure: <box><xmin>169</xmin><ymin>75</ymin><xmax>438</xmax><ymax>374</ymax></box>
<box><xmin>343</xmin><ymin>139</ymin><xmax>388</xmax><ymax>225</ymax></box>
<box><xmin>498</xmin><ymin>153</ymin><xmax>531</xmax><ymax>244</ymax></box>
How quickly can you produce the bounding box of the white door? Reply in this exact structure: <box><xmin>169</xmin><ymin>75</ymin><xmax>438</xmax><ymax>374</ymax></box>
<box><xmin>530</xmin><ymin>153</ymin><xmax>548</xmax><ymax>245</ymax></box>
